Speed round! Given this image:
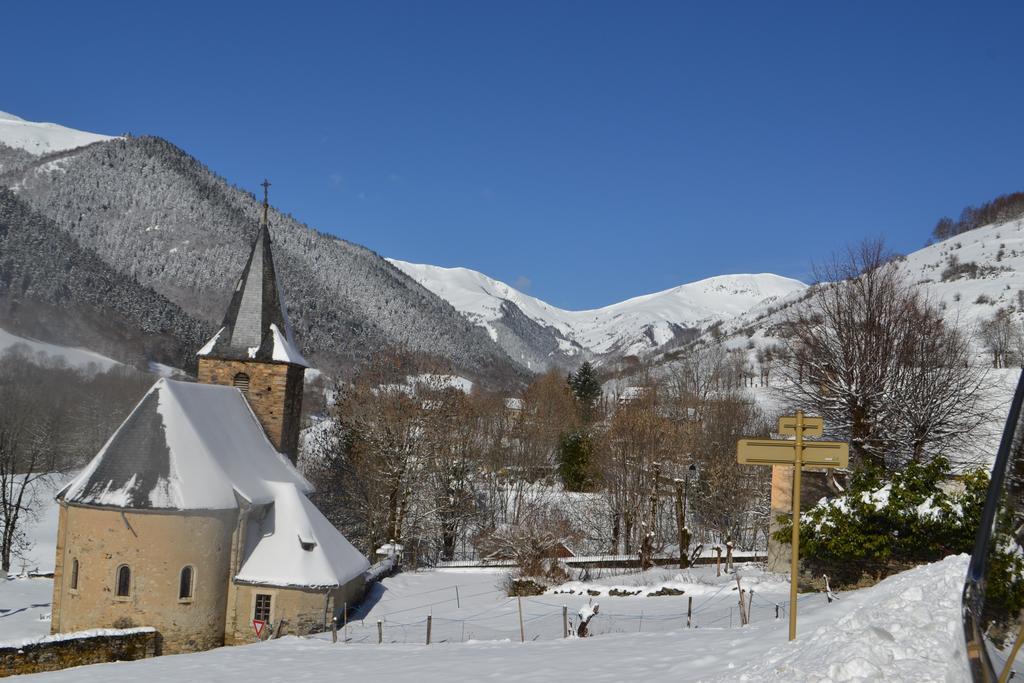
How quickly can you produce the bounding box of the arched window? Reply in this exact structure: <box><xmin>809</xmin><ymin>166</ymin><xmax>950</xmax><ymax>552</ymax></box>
<box><xmin>70</xmin><ymin>558</ymin><xmax>79</xmax><ymax>590</ymax></box>
<box><xmin>116</xmin><ymin>565</ymin><xmax>131</xmax><ymax>597</ymax></box>
<box><xmin>179</xmin><ymin>566</ymin><xmax>194</xmax><ymax>600</ymax></box>
<box><xmin>233</xmin><ymin>373</ymin><xmax>250</xmax><ymax>395</ymax></box>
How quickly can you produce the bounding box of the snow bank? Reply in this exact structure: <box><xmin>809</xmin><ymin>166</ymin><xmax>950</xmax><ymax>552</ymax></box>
<box><xmin>720</xmin><ymin>554</ymin><xmax>969</xmax><ymax>682</ymax></box>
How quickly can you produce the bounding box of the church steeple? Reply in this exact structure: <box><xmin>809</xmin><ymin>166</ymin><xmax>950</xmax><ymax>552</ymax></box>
<box><xmin>196</xmin><ymin>181</ymin><xmax>308</xmax><ymax>463</ymax></box>
<box><xmin>197</xmin><ymin>180</ymin><xmax>307</xmax><ymax>367</ymax></box>
<box><xmin>260</xmin><ymin>178</ymin><xmax>271</xmax><ymax>227</ymax></box>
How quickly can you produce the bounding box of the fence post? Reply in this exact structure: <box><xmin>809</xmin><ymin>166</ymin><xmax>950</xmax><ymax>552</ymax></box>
<box><xmin>638</xmin><ymin>610</ymin><xmax>644</xmax><ymax>633</ymax></box>
<box><xmin>378</xmin><ymin>620</ymin><xmax>383</xmax><ymax>644</ymax></box>
<box><xmin>343</xmin><ymin>603</ymin><xmax>349</xmax><ymax>641</ymax></box>
<box><xmin>687</xmin><ymin>596</ymin><xmax>693</xmax><ymax>628</ymax></box>
<box><xmin>456</xmin><ymin>585</ymin><xmax>461</xmax><ymax>608</ymax></box>
<box><xmin>775</xmin><ymin>603</ymin><xmax>780</xmax><ymax>620</ymax></box>
<box><xmin>563</xmin><ymin>605</ymin><xmax>568</xmax><ymax>638</ymax></box>
<box><xmin>715</xmin><ymin>546</ymin><xmax>722</xmax><ymax>577</ymax></box>
<box><xmin>747</xmin><ymin>590</ymin><xmax>754</xmax><ymax>624</ymax></box>
<box><xmin>426</xmin><ymin>615</ymin><xmax>432</xmax><ymax>645</ymax></box>
<box><xmin>331</xmin><ymin>617</ymin><xmax>338</xmax><ymax>643</ymax></box>
<box><xmin>518</xmin><ymin>597</ymin><xmax>525</xmax><ymax>643</ymax></box>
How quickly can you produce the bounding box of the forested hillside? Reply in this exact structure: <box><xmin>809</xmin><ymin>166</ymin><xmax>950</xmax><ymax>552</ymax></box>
<box><xmin>0</xmin><ymin>136</ymin><xmax>524</xmax><ymax>386</ymax></box>
<box><xmin>0</xmin><ymin>188</ymin><xmax>209</xmax><ymax>369</ymax></box>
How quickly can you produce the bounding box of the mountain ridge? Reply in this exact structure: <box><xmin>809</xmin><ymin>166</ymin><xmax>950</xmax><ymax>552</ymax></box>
<box><xmin>390</xmin><ymin>258</ymin><xmax>806</xmax><ymax>361</ymax></box>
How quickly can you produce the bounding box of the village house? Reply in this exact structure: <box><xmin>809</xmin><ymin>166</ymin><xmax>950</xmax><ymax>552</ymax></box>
<box><xmin>49</xmin><ymin>185</ymin><xmax>369</xmax><ymax>654</ymax></box>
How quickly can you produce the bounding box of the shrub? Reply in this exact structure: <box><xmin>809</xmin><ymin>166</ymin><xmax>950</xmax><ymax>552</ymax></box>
<box><xmin>775</xmin><ymin>456</ymin><xmax>988</xmax><ymax>586</ymax></box>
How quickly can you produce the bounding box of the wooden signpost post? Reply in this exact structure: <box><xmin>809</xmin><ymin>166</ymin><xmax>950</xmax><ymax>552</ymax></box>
<box><xmin>737</xmin><ymin>411</ymin><xmax>848</xmax><ymax>641</ymax></box>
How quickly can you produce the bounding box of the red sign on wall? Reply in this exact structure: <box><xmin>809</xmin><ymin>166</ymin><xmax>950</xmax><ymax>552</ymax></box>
<box><xmin>252</xmin><ymin>619</ymin><xmax>266</xmax><ymax>639</ymax></box>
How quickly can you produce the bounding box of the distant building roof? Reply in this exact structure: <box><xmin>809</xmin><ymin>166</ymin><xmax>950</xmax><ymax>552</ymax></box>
<box><xmin>60</xmin><ymin>379</ymin><xmax>310</xmax><ymax>510</ymax></box>
<box><xmin>197</xmin><ymin>222</ymin><xmax>308</xmax><ymax>367</ymax></box>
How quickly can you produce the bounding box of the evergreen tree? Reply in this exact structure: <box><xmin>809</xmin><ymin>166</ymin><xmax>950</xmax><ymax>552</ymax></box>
<box><xmin>558</xmin><ymin>429</ymin><xmax>592</xmax><ymax>492</ymax></box>
<box><xmin>568</xmin><ymin>361</ymin><xmax>601</xmax><ymax>421</ymax></box>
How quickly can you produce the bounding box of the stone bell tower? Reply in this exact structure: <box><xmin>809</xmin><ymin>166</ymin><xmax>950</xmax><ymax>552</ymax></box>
<box><xmin>196</xmin><ymin>180</ymin><xmax>308</xmax><ymax>463</ymax></box>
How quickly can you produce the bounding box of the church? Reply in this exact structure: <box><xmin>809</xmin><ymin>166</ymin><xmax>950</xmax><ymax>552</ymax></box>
<box><xmin>49</xmin><ymin>185</ymin><xmax>369</xmax><ymax>654</ymax></box>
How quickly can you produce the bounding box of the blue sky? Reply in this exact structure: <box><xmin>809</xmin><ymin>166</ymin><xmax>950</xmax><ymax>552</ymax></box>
<box><xmin>4</xmin><ymin>1</ymin><xmax>1023</xmax><ymax>309</ymax></box>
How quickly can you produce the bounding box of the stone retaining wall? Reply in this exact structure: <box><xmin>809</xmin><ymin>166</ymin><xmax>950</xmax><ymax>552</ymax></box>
<box><xmin>0</xmin><ymin>628</ymin><xmax>158</xmax><ymax>677</ymax></box>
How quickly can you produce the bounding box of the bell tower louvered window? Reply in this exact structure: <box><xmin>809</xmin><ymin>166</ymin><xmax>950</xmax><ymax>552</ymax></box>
<box><xmin>233</xmin><ymin>373</ymin><xmax>250</xmax><ymax>395</ymax></box>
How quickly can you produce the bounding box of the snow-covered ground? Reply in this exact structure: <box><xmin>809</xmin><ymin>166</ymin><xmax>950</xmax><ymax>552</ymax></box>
<box><xmin>0</xmin><ymin>471</ymin><xmax>973</xmax><ymax>680</ymax></box>
<box><xmin>0</xmin><ymin>327</ymin><xmax>122</xmax><ymax>372</ymax></box>
<box><xmin>2</xmin><ymin>556</ymin><xmax>970</xmax><ymax>681</ymax></box>
<box><xmin>0</xmin><ymin>577</ymin><xmax>53</xmax><ymax>644</ymax></box>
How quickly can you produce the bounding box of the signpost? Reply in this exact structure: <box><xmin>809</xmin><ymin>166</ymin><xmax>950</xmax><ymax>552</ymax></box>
<box><xmin>737</xmin><ymin>411</ymin><xmax>848</xmax><ymax>641</ymax></box>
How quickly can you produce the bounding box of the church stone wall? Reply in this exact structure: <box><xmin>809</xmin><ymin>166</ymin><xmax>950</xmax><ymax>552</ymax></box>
<box><xmin>197</xmin><ymin>358</ymin><xmax>304</xmax><ymax>462</ymax></box>
<box><xmin>51</xmin><ymin>503</ymin><xmax>236</xmax><ymax>654</ymax></box>
<box><xmin>226</xmin><ymin>577</ymin><xmax>365</xmax><ymax>645</ymax></box>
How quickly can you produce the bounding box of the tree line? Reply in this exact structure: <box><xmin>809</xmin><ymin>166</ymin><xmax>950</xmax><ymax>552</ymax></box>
<box><xmin>0</xmin><ymin>347</ymin><xmax>153</xmax><ymax>572</ymax></box>
<box><xmin>304</xmin><ymin>349</ymin><xmax>771</xmax><ymax>572</ymax></box>
<box><xmin>932</xmin><ymin>190</ymin><xmax>1024</xmax><ymax>242</ymax></box>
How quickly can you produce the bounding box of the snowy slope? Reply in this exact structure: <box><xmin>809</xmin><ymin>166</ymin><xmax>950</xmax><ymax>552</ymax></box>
<box><xmin>897</xmin><ymin>216</ymin><xmax>1024</xmax><ymax>326</ymax></box>
<box><xmin>709</xmin><ymin>215</ymin><xmax>1024</xmax><ymax>358</ymax></box>
<box><xmin>0</xmin><ymin>326</ymin><xmax>122</xmax><ymax>372</ymax></box>
<box><xmin>390</xmin><ymin>259</ymin><xmax>806</xmax><ymax>358</ymax></box>
<box><xmin>0</xmin><ymin>111</ymin><xmax>114</xmax><ymax>155</ymax></box>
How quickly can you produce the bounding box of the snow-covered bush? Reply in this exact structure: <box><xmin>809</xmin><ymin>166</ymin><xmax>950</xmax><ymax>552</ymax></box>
<box><xmin>776</xmin><ymin>457</ymin><xmax>988</xmax><ymax>586</ymax></box>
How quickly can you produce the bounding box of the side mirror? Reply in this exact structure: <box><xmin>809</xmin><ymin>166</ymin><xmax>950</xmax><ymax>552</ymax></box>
<box><xmin>963</xmin><ymin>370</ymin><xmax>1024</xmax><ymax>681</ymax></box>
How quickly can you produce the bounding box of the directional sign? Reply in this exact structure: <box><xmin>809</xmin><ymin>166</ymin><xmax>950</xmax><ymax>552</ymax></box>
<box><xmin>778</xmin><ymin>415</ymin><xmax>823</xmax><ymax>438</ymax></box>
<box><xmin>252</xmin><ymin>619</ymin><xmax>266</xmax><ymax>640</ymax></box>
<box><xmin>737</xmin><ymin>439</ymin><xmax>848</xmax><ymax>468</ymax></box>
<box><xmin>737</xmin><ymin>411</ymin><xmax>850</xmax><ymax>643</ymax></box>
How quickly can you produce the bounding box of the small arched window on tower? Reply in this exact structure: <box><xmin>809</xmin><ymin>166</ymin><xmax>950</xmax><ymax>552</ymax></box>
<box><xmin>233</xmin><ymin>372</ymin><xmax>250</xmax><ymax>396</ymax></box>
<box><xmin>70</xmin><ymin>558</ymin><xmax>79</xmax><ymax>591</ymax></box>
<box><xmin>115</xmin><ymin>565</ymin><xmax>131</xmax><ymax>597</ymax></box>
<box><xmin>179</xmin><ymin>566</ymin><xmax>194</xmax><ymax>601</ymax></box>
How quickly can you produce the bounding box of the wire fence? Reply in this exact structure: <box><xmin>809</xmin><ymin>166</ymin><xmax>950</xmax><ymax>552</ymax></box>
<box><xmin>325</xmin><ymin>577</ymin><xmax>834</xmax><ymax>646</ymax></box>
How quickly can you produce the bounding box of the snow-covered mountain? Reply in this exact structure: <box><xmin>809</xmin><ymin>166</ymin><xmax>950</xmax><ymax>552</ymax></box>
<box><xmin>0</xmin><ymin>111</ymin><xmax>114</xmax><ymax>155</ymax></box>
<box><xmin>390</xmin><ymin>259</ymin><xmax>806</xmax><ymax>362</ymax></box>
<box><xmin>0</xmin><ymin>112</ymin><xmax>524</xmax><ymax>386</ymax></box>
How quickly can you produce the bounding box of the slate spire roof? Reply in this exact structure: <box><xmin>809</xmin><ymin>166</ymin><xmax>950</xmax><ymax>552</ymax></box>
<box><xmin>197</xmin><ymin>180</ymin><xmax>308</xmax><ymax>367</ymax></box>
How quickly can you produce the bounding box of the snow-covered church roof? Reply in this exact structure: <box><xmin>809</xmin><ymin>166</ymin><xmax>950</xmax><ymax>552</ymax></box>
<box><xmin>197</xmin><ymin>218</ymin><xmax>308</xmax><ymax>368</ymax></box>
<box><xmin>236</xmin><ymin>482</ymin><xmax>370</xmax><ymax>588</ymax></box>
<box><xmin>61</xmin><ymin>377</ymin><xmax>370</xmax><ymax>588</ymax></box>
<box><xmin>61</xmin><ymin>378</ymin><xmax>310</xmax><ymax>510</ymax></box>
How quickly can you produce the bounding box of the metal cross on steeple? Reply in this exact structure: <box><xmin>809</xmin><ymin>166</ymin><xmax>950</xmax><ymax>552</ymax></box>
<box><xmin>260</xmin><ymin>179</ymin><xmax>271</xmax><ymax>226</ymax></box>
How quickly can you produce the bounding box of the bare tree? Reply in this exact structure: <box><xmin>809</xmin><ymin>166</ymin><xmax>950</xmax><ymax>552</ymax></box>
<box><xmin>979</xmin><ymin>307</ymin><xmax>1022</xmax><ymax>369</ymax></box>
<box><xmin>778</xmin><ymin>240</ymin><xmax>988</xmax><ymax>470</ymax></box>
<box><xmin>0</xmin><ymin>370</ymin><xmax>59</xmax><ymax>572</ymax></box>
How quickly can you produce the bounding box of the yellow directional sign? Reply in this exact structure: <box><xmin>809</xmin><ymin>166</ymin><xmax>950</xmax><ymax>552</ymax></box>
<box><xmin>736</xmin><ymin>411</ymin><xmax>850</xmax><ymax>643</ymax></box>
<box><xmin>737</xmin><ymin>438</ymin><xmax>848</xmax><ymax>468</ymax></box>
<box><xmin>778</xmin><ymin>415</ymin><xmax>823</xmax><ymax>437</ymax></box>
